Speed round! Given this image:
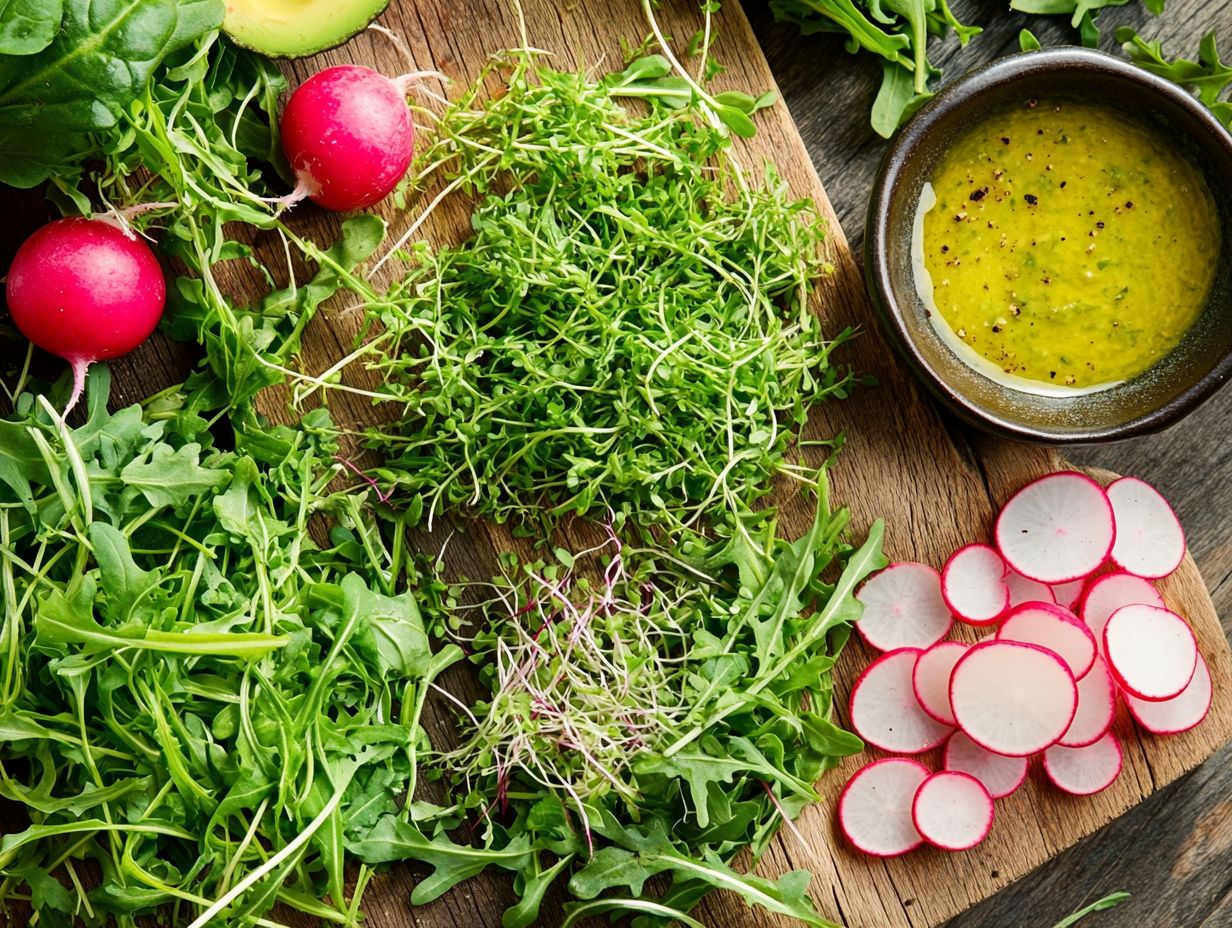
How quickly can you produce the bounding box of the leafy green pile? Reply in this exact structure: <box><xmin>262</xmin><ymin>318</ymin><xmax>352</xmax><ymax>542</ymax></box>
<box><xmin>354</xmin><ymin>481</ymin><xmax>885</xmax><ymax>927</ymax></box>
<box><xmin>359</xmin><ymin>51</ymin><xmax>853</xmax><ymax>532</ymax></box>
<box><xmin>0</xmin><ymin>369</ymin><xmax>459</xmax><ymax>927</ymax></box>
<box><xmin>1117</xmin><ymin>28</ymin><xmax>1232</xmax><ymax>127</ymax></box>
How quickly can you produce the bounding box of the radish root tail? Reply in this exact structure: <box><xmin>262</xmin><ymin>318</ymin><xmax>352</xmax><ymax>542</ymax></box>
<box><xmin>63</xmin><ymin>358</ymin><xmax>90</xmax><ymax>420</ymax></box>
<box><xmin>367</xmin><ymin>24</ymin><xmax>449</xmax><ymax>100</ymax></box>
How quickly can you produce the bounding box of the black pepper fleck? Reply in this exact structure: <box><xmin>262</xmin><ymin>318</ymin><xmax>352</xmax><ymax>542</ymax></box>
<box><xmin>1024</xmin><ymin>193</ymin><xmax>1038</xmax><ymax>205</ymax></box>
<box><xmin>1060</xmin><ymin>181</ymin><xmax>1068</xmax><ymax>188</ymax></box>
<box><xmin>970</xmin><ymin>187</ymin><xmax>987</xmax><ymax>201</ymax></box>
<box><xmin>1001</xmin><ymin>136</ymin><xmax>1010</xmax><ymax>144</ymax></box>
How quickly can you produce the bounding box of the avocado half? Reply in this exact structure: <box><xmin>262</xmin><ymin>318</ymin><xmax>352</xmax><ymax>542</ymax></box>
<box><xmin>223</xmin><ymin>0</ymin><xmax>392</xmax><ymax>58</ymax></box>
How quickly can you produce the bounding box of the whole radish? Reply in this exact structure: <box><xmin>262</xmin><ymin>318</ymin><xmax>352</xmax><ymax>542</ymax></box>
<box><xmin>5</xmin><ymin>217</ymin><xmax>166</xmax><ymax>414</ymax></box>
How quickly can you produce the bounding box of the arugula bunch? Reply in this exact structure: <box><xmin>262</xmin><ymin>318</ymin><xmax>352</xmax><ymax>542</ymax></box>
<box><xmin>1117</xmin><ymin>28</ymin><xmax>1232</xmax><ymax>127</ymax></box>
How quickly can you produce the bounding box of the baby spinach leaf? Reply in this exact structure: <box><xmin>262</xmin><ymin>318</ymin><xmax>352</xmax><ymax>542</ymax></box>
<box><xmin>0</xmin><ymin>0</ymin><xmax>62</xmax><ymax>55</ymax></box>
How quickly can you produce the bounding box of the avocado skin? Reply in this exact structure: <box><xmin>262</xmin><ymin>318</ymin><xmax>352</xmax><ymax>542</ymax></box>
<box><xmin>223</xmin><ymin>0</ymin><xmax>392</xmax><ymax>59</ymax></box>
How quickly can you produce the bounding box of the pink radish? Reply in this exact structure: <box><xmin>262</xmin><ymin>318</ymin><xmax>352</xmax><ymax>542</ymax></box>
<box><xmin>848</xmin><ymin>648</ymin><xmax>953</xmax><ymax>754</ymax></box>
<box><xmin>1106</xmin><ymin>476</ymin><xmax>1186</xmax><ymax>579</ymax></box>
<box><xmin>1103</xmin><ymin>604</ymin><xmax>1197</xmax><ymax>702</ymax></box>
<box><xmin>1125</xmin><ymin>652</ymin><xmax>1212</xmax><ymax>735</ymax></box>
<box><xmin>1080</xmin><ymin>571</ymin><xmax>1165</xmax><ymax>649</ymax></box>
<box><xmin>1006</xmin><ymin>569</ymin><xmax>1057</xmax><ymax>608</ymax></box>
<box><xmin>1043</xmin><ymin>731</ymin><xmax>1123</xmax><ymax>795</ymax></box>
<box><xmin>949</xmin><ymin>640</ymin><xmax>1077</xmax><ymax>756</ymax></box>
<box><xmin>912</xmin><ymin>641</ymin><xmax>968</xmax><ymax>727</ymax></box>
<box><xmin>911</xmin><ymin>771</ymin><xmax>994</xmax><ymax>851</ymax></box>
<box><xmin>941</xmin><ymin>544</ymin><xmax>1010</xmax><ymax>626</ymax></box>
<box><xmin>943</xmin><ymin>730</ymin><xmax>1028</xmax><ymax>799</ymax></box>
<box><xmin>1050</xmin><ymin>578</ymin><xmax>1086</xmax><ymax>610</ymax></box>
<box><xmin>4</xmin><ymin>217</ymin><xmax>165</xmax><ymax>414</ymax></box>
<box><xmin>1057</xmin><ymin>656</ymin><xmax>1117</xmax><ymax>748</ymax></box>
<box><xmin>855</xmin><ymin>563</ymin><xmax>953</xmax><ymax>652</ymax></box>
<box><xmin>996</xmin><ymin>602</ymin><xmax>1097</xmax><ymax>681</ymax></box>
<box><xmin>995</xmin><ymin>472</ymin><xmax>1115</xmax><ymax>583</ymax></box>
<box><xmin>838</xmin><ymin>758</ymin><xmax>929</xmax><ymax>857</ymax></box>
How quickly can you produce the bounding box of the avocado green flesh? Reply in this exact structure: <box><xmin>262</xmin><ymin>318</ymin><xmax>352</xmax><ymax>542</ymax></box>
<box><xmin>223</xmin><ymin>0</ymin><xmax>391</xmax><ymax>58</ymax></box>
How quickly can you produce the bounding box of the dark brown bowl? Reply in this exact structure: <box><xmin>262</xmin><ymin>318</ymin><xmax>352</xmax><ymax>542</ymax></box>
<box><xmin>865</xmin><ymin>47</ymin><xmax>1232</xmax><ymax>443</ymax></box>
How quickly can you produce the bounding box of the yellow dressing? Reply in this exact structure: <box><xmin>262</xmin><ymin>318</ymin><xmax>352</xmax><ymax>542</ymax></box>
<box><xmin>919</xmin><ymin>99</ymin><xmax>1220</xmax><ymax>391</ymax></box>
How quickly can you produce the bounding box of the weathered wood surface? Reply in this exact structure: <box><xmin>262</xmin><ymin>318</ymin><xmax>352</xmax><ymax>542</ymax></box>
<box><xmin>0</xmin><ymin>1</ymin><xmax>1229</xmax><ymax>926</ymax></box>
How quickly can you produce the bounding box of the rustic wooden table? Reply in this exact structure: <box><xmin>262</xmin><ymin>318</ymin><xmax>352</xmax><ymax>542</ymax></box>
<box><xmin>741</xmin><ymin>1</ymin><xmax>1232</xmax><ymax>925</ymax></box>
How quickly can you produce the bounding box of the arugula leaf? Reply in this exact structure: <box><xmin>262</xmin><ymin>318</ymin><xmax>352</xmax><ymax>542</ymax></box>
<box><xmin>0</xmin><ymin>0</ymin><xmax>62</xmax><ymax>55</ymax></box>
<box><xmin>119</xmin><ymin>442</ymin><xmax>228</xmax><ymax>508</ymax></box>
<box><xmin>1118</xmin><ymin>28</ymin><xmax>1232</xmax><ymax>125</ymax></box>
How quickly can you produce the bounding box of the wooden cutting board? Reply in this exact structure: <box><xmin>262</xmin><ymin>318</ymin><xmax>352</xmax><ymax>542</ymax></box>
<box><xmin>4</xmin><ymin>1</ymin><xmax>1226</xmax><ymax>926</ymax></box>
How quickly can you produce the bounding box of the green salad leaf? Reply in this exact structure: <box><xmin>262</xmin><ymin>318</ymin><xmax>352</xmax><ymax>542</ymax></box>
<box><xmin>1117</xmin><ymin>28</ymin><xmax>1232</xmax><ymax>126</ymax></box>
<box><xmin>0</xmin><ymin>0</ymin><xmax>62</xmax><ymax>55</ymax></box>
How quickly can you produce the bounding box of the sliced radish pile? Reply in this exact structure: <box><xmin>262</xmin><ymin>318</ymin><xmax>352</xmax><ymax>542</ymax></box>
<box><xmin>950</xmin><ymin>641</ymin><xmax>1077</xmax><ymax>757</ymax></box>
<box><xmin>855</xmin><ymin>563</ymin><xmax>953</xmax><ymax>652</ymax></box>
<box><xmin>995</xmin><ymin>473</ymin><xmax>1115</xmax><ymax>584</ymax></box>
<box><xmin>912</xmin><ymin>641</ymin><xmax>968</xmax><ymax>726</ymax></box>
<box><xmin>849</xmin><ymin>649</ymin><xmax>953</xmax><ymax>754</ymax></box>
<box><xmin>1043</xmin><ymin>732</ymin><xmax>1123</xmax><ymax>796</ymax></box>
<box><xmin>1103</xmin><ymin>604</ymin><xmax>1197</xmax><ymax>702</ymax></box>
<box><xmin>838</xmin><ymin>758</ymin><xmax>929</xmax><ymax>857</ymax></box>
<box><xmin>840</xmin><ymin>472</ymin><xmax>1209</xmax><ymax>860</ymax></box>
<box><xmin>1058</xmin><ymin>657</ymin><xmax>1116</xmax><ymax>748</ymax></box>
<box><xmin>1080</xmin><ymin>571</ymin><xmax>1165</xmax><ymax>648</ymax></box>
<box><xmin>1126</xmin><ymin>652</ymin><xmax>1212</xmax><ymax>735</ymax></box>
<box><xmin>1006</xmin><ymin>569</ymin><xmax>1056</xmax><ymax>607</ymax></box>
<box><xmin>1106</xmin><ymin>477</ymin><xmax>1186</xmax><ymax>580</ymax></box>
<box><xmin>944</xmin><ymin>730</ymin><xmax>1028</xmax><ymax>799</ymax></box>
<box><xmin>996</xmin><ymin>602</ymin><xmax>1097</xmax><ymax>681</ymax></box>
<box><xmin>942</xmin><ymin>544</ymin><xmax>1009</xmax><ymax>626</ymax></box>
<box><xmin>912</xmin><ymin>771</ymin><xmax>994</xmax><ymax>851</ymax></box>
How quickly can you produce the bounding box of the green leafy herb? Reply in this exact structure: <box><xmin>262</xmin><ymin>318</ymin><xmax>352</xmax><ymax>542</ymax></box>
<box><xmin>1051</xmin><ymin>891</ymin><xmax>1131</xmax><ymax>928</ymax></box>
<box><xmin>1117</xmin><ymin>28</ymin><xmax>1232</xmax><ymax>126</ymax></box>
<box><xmin>0</xmin><ymin>0</ymin><xmax>62</xmax><ymax>55</ymax></box>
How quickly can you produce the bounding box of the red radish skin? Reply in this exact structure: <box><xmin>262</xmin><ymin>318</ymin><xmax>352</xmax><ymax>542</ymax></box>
<box><xmin>1050</xmin><ymin>578</ymin><xmax>1086</xmax><ymax>611</ymax></box>
<box><xmin>838</xmin><ymin>758</ymin><xmax>930</xmax><ymax>858</ymax></box>
<box><xmin>1043</xmin><ymin>731</ymin><xmax>1123</xmax><ymax>796</ymax></box>
<box><xmin>1057</xmin><ymin>656</ymin><xmax>1117</xmax><ymax>748</ymax></box>
<box><xmin>995</xmin><ymin>472</ymin><xmax>1116</xmax><ymax>584</ymax></box>
<box><xmin>1103</xmin><ymin>604</ymin><xmax>1197</xmax><ymax>702</ymax></box>
<box><xmin>1106</xmin><ymin>476</ymin><xmax>1186</xmax><ymax>580</ymax></box>
<box><xmin>996</xmin><ymin>601</ymin><xmax>1097</xmax><ymax>681</ymax></box>
<box><xmin>1125</xmin><ymin>652</ymin><xmax>1212</xmax><ymax>735</ymax></box>
<box><xmin>943</xmin><ymin>730</ymin><xmax>1029</xmax><ymax>799</ymax></box>
<box><xmin>4</xmin><ymin>217</ymin><xmax>165</xmax><ymax>414</ymax></box>
<box><xmin>855</xmin><ymin>563</ymin><xmax>953</xmax><ymax>652</ymax></box>
<box><xmin>911</xmin><ymin>771</ymin><xmax>994</xmax><ymax>851</ymax></box>
<box><xmin>912</xmin><ymin>641</ymin><xmax>969</xmax><ymax>727</ymax></box>
<box><xmin>949</xmin><ymin>640</ymin><xmax>1078</xmax><ymax>757</ymax></box>
<box><xmin>848</xmin><ymin>648</ymin><xmax>953</xmax><ymax>754</ymax></box>
<box><xmin>1080</xmin><ymin>571</ymin><xmax>1165</xmax><ymax>651</ymax></box>
<box><xmin>941</xmin><ymin>544</ymin><xmax>1010</xmax><ymax>626</ymax></box>
<box><xmin>1007</xmin><ymin>569</ymin><xmax>1057</xmax><ymax>608</ymax></box>
<box><xmin>281</xmin><ymin>65</ymin><xmax>415</xmax><ymax>212</ymax></box>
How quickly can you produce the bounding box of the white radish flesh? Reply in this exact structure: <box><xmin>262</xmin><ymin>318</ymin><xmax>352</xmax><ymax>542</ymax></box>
<box><xmin>1006</xmin><ymin>569</ymin><xmax>1057</xmax><ymax>607</ymax></box>
<box><xmin>941</xmin><ymin>544</ymin><xmax>1010</xmax><ymax>626</ymax></box>
<box><xmin>950</xmin><ymin>640</ymin><xmax>1078</xmax><ymax>756</ymax></box>
<box><xmin>1080</xmin><ymin>571</ymin><xmax>1165</xmax><ymax>650</ymax></box>
<box><xmin>943</xmin><ymin>730</ymin><xmax>1029</xmax><ymax>799</ymax></box>
<box><xmin>838</xmin><ymin>758</ymin><xmax>929</xmax><ymax>857</ymax></box>
<box><xmin>1043</xmin><ymin>732</ymin><xmax>1123</xmax><ymax>795</ymax></box>
<box><xmin>1106</xmin><ymin>476</ymin><xmax>1186</xmax><ymax>580</ymax></box>
<box><xmin>1050</xmin><ymin>578</ymin><xmax>1086</xmax><ymax>610</ymax></box>
<box><xmin>911</xmin><ymin>771</ymin><xmax>995</xmax><ymax>851</ymax></box>
<box><xmin>856</xmin><ymin>563</ymin><xmax>953</xmax><ymax>652</ymax></box>
<box><xmin>1057</xmin><ymin>656</ymin><xmax>1117</xmax><ymax>748</ymax></box>
<box><xmin>849</xmin><ymin>648</ymin><xmax>953</xmax><ymax>754</ymax></box>
<box><xmin>1103</xmin><ymin>604</ymin><xmax>1197</xmax><ymax>702</ymax></box>
<box><xmin>995</xmin><ymin>472</ymin><xmax>1115</xmax><ymax>584</ymax></box>
<box><xmin>1125</xmin><ymin>652</ymin><xmax>1212</xmax><ymax>735</ymax></box>
<box><xmin>912</xmin><ymin>641</ymin><xmax>969</xmax><ymax>727</ymax></box>
<box><xmin>996</xmin><ymin>602</ymin><xmax>1097</xmax><ymax>681</ymax></box>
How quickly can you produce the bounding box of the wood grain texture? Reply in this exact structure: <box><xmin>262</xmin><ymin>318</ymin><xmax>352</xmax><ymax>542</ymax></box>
<box><xmin>0</xmin><ymin>1</ymin><xmax>1229</xmax><ymax>926</ymax></box>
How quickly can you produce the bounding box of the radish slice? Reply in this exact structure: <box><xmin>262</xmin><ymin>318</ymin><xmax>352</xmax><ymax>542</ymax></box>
<box><xmin>995</xmin><ymin>472</ymin><xmax>1115</xmax><ymax>583</ymax></box>
<box><xmin>1080</xmin><ymin>571</ymin><xmax>1165</xmax><ymax>649</ymax></box>
<box><xmin>838</xmin><ymin>758</ymin><xmax>930</xmax><ymax>857</ymax></box>
<box><xmin>849</xmin><ymin>648</ymin><xmax>953</xmax><ymax>754</ymax></box>
<box><xmin>1050</xmin><ymin>578</ymin><xmax>1086</xmax><ymax>610</ymax></box>
<box><xmin>911</xmin><ymin>771</ymin><xmax>994</xmax><ymax>851</ymax></box>
<box><xmin>1057</xmin><ymin>656</ymin><xmax>1116</xmax><ymax>748</ymax></box>
<box><xmin>1103</xmin><ymin>604</ymin><xmax>1197</xmax><ymax>702</ymax></box>
<box><xmin>1043</xmin><ymin>732</ymin><xmax>1123</xmax><ymax>795</ymax></box>
<box><xmin>1125</xmin><ymin>652</ymin><xmax>1212</xmax><ymax>735</ymax></box>
<box><xmin>996</xmin><ymin>602</ymin><xmax>1097</xmax><ymax>681</ymax></box>
<box><xmin>912</xmin><ymin>641</ymin><xmax>969</xmax><ymax>727</ymax></box>
<box><xmin>1006</xmin><ymin>569</ymin><xmax>1057</xmax><ymax>608</ymax></box>
<box><xmin>856</xmin><ymin>563</ymin><xmax>953</xmax><ymax>652</ymax></box>
<box><xmin>941</xmin><ymin>544</ymin><xmax>1009</xmax><ymax>626</ymax></box>
<box><xmin>950</xmin><ymin>640</ymin><xmax>1077</xmax><ymax>757</ymax></box>
<box><xmin>1106</xmin><ymin>477</ymin><xmax>1186</xmax><ymax>580</ymax></box>
<box><xmin>943</xmin><ymin>730</ymin><xmax>1029</xmax><ymax>799</ymax></box>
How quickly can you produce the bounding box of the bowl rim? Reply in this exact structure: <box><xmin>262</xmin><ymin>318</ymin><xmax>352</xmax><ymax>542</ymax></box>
<box><xmin>865</xmin><ymin>45</ymin><xmax>1232</xmax><ymax>444</ymax></box>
